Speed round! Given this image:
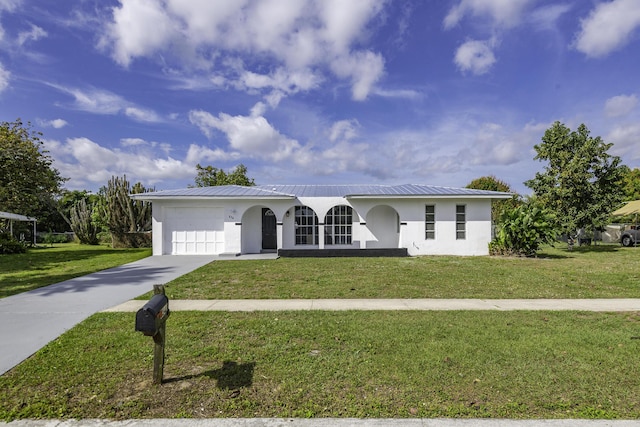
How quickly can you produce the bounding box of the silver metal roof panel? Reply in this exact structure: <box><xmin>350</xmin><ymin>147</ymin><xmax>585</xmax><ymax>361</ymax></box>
<box><xmin>132</xmin><ymin>184</ymin><xmax>512</xmax><ymax>199</ymax></box>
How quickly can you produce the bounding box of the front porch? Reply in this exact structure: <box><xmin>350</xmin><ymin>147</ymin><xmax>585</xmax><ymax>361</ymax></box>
<box><xmin>277</xmin><ymin>248</ymin><xmax>408</xmax><ymax>257</ymax></box>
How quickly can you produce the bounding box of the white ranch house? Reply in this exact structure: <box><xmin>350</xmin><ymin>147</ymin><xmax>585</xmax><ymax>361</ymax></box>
<box><xmin>132</xmin><ymin>184</ymin><xmax>512</xmax><ymax>257</ymax></box>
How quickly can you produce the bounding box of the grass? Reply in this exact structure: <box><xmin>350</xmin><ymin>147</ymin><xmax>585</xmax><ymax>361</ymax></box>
<box><xmin>0</xmin><ymin>243</ymin><xmax>151</xmax><ymax>298</ymax></box>
<box><xmin>1</xmin><ymin>310</ymin><xmax>640</xmax><ymax>420</ymax></box>
<box><xmin>3</xmin><ymin>242</ymin><xmax>640</xmax><ymax>420</ymax></box>
<box><xmin>151</xmin><ymin>244</ymin><xmax>640</xmax><ymax>300</ymax></box>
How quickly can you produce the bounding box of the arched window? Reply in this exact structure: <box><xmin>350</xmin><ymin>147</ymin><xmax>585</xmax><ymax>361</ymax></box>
<box><xmin>325</xmin><ymin>205</ymin><xmax>353</xmax><ymax>245</ymax></box>
<box><xmin>295</xmin><ymin>206</ymin><xmax>318</xmax><ymax>245</ymax></box>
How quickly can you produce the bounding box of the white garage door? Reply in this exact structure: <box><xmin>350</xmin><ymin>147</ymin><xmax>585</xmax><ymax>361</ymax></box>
<box><xmin>164</xmin><ymin>207</ymin><xmax>225</xmax><ymax>255</ymax></box>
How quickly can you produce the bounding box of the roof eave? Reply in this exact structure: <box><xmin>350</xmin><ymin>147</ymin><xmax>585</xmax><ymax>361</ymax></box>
<box><xmin>346</xmin><ymin>194</ymin><xmax>513</xmax><ymax>199</ymax></box>
<box><xmin>130</xmin><ymin>195</ymin><xmax>296</xmax><ymax>201</ymax></box>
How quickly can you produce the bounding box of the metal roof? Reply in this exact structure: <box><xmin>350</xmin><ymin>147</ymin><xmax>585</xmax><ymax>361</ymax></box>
<box><xmin>132</xmin><ymin>184</ymin><xmax>512</xmax><ymax>200</ymax></box>
<box><xmin>0</xmin><ymin>211</ymin><xmax>36</xmax><ymax>221</ymax></box>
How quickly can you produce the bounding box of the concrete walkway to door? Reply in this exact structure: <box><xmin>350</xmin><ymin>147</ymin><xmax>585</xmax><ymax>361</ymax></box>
<box><xmin>0</xmin><ymin>255</ymin><xmax>216</xmax><ymax>376</ymax></box>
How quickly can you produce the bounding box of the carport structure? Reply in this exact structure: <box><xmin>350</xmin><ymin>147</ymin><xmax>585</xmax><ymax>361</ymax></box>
<box><xmin>0</xmin><ymin>211</ymin><xmax>37</xmax><ymax>245</ymax></box>
<box><xmin>612</xmin><ymin>200</ymin><xmax>640</xmax><ymax>247</ymax></box>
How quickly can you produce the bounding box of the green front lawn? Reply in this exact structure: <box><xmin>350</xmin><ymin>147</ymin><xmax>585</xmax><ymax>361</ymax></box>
<box><xmin>0</xmin><ymin>243</ymin><xmax>151</xmax><ymax>298</ymax></box>
<box><xmin>3</xmin><ymin>243</ymin><xmax>640</xmax><ymax>420</ymax></box>
<box><xmin>153</xmin><ymin>244</ymin><xmax>640</xmax><ymax>300</ymax></box>
<box><xmin>1</xmin><ymin>311</ymin><xmax>639</xmax><ymax>420</ymax></box>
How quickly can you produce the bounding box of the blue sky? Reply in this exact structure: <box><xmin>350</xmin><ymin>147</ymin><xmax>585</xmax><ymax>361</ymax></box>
<box><xmin>1</xmin><ymin>0</ymin><xmax>639</xmax><ymax>194</ymax></box>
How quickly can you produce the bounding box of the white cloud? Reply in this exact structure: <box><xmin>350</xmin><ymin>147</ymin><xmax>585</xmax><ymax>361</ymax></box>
<box><xmin>604</xmin><ymin>94</ymin><xmax>638</xmax><ymax>118</ymax></box>
<box><xmin>124</xmin><ymin>106</ymin><xmax>162</xmax><ymax>123</ymax></box>
<box><xmin>188</xmin><ymin>109</ymin><xmax>303</xmax><ymax>163</ymax></box>
<box><xmin>574</xmin><ymin>0</ymin><xmax>640</xmax><ymax>58</ymax></box>
<box><xmin>330</xmin><ymin>50</ymin><xmax>385</xmax><ymax>101</ymax></box>
<box><xmin>608</xmin><ymin>123</ymin><xmax>640</xmax><ymax>161</ymax></box>
<box><xmin>0</xmin><ymin>0</ymin><xmax>19</xmax><ymax>11</ymax></box>
<box><xmin>101</xmin><ymin>0</ymin><xmax>387</xmax><ymax>101</ymax></box>
<box><xmin>120</xmin><ymin>137</ymin><xmax>148</xmax><ymax>147</ymax></box>
<box><xmin>0</xmin><ymin>62</ymin><xmax>9</xmax><ymax>92</ymax></box>
<box><xmin>17</xmin><ymin>24</ymin><xmax>47</xmax><ymax>46</ymax></box>
<box><xmin>101</xmin><ymin>0</ymin><xmax>179</xmax><ymax>67</ymax></box>
<box><xmin>186</xmin><ymin>106</ymin><xmax>393</xmax><ymax>178</ymax></box>
<box><xmin>45</xmin><ymin>136</ymin><xmax>194</xmax><ymax>189</ymax></box>
<box><xmin>443</xmin><ymin>0</ymin><xmax>533</xmax><ymax>29</ymax></box>
<box><xmin>54</xmin><ymin>85</ymin><xmax>126</xmax><ymax>114</ymax></box>
<box><xmin>49</xmin><ymin>84</ymin><xmax>163</xmax><ymax>123</ymax></box>
<box><xmin>372</xmin><ymin>87</ymin><xmax>422</xmax><ymax>100</ymax></box>
<box><xmin>38</xmin><ymin>118</ymin><xmax>68</xmax><ymax>129</ymax></box>
<box><xmin>185</xmin><ymin>144</ymin><xmax>239</xmax><ymax>164</ymax></box>
<box><xmin>454</xmin><ymin>39</ymin><xmax>496</xmax><ymax>75</ymax></box>
<box><xmin>235</xmin><ymin>67</ymin><xmax>323</xmax><ymax>107</ymax></box>
<box><xmin>329</xmin><ymin>119</ymin><xmax>360</xmax><ymax>142</ymax></box>
<box><xmin>529</xmin><ymin>4</ymin><xmax>572</xmax><ymax>31</ymax></box>
<box><xmin>50</xmin><ymin>119</ymin><xmax>68</xmax><ymax>128</ymax></box>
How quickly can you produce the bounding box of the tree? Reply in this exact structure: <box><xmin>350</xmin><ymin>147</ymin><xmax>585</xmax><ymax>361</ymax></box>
<box><xmin>194</xmin><ymin>163</ymin><xmax>255</xmax><ymax>187</ymax></box>
<box><xmin>0</xmin><ymin>119</ymin><xmax>66</xmax><ymax>229</ymax></box>
<box><xmin>621</xmin><ymin>167</ymin><xmax>640</xmax><ymax>201</ymax></box>
<box><xmin>466</xmin><ymin>175</ymin><xmax>519</xmax><ymax>223</ymax></box>
<box><xmin>55</xmin><ymin>190</ymin><xmax>97</xmax><ymax>232</ymax></box>
<box><xmin>70</xmin><ymin>198</ymin><xmax>99</xmax><ymax>245</ymax></box>
<box><xmin>524</xmin><ymin>122</ymin><xmax>627</xmax><ymax>236</ymax></box>
<box><xmin>99</xmin><ymin>176</ymin><xmax>153</xmax><ymax>248</ymax></box>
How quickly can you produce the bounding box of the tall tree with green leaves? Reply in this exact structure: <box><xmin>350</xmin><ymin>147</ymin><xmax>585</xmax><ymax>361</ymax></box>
<box><xmin>525</xmin><ymin>122</ymin><xmax>626</xmax><ymax>235</ymax></box>
<box><xmin>466</xmin><ymin>175</ymin><xmax>519</xmax><ymax>223</ymax></box>
<box><xmin>621</xmin><ymin>167</ymin><xmax>640</xmax><ymax>201</ymax></box>
<box><xmin>0</xmin><ymin>119</ymin><xmax>66</xmax><ymax>227</ymax></box>
<box><xmin>194</xmin><ymin>163</ymin><xmax>255</xmax><ymax>187</ymax></box>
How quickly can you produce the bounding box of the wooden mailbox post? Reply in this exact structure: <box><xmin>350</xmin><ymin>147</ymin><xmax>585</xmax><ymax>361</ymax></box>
<box><xmin>135</xmin><ymin>285</ymin><xmax>170</xmax><ymax>384</ymax></box>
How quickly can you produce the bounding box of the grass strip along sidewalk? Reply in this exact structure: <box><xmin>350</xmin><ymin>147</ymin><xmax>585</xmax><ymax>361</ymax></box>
<box><xmin>2</xmin><ymin>244</ymin><xmax>640</xmax><ymax>420</ymax></box>
<box><xmin>142</xmin><ymin>245</ymin><xmax>640</xmax><ymax>300</ymax></box>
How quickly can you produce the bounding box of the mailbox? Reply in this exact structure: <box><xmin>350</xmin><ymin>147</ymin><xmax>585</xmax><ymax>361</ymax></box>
<box><xmin>135</xmin><ymin>294</ymin><xmax>170</xmax><ymax>336</ymax></box>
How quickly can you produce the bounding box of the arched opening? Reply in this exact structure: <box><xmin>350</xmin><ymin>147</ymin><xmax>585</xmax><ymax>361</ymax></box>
<box><xmin>366</xmin><ymin>205</ymin><xmax>400</xmax><ymax>248</ymax></box>
<box><xmin>324</xmin><ymin>205</ymin><xmax>353</xmax><ymax>245</ymax></box>
<box><xmin>241</xmin><ymin>205</ymin><xmax>278</xmax><ymax>254</ymax></box>
<box><xmin>294</xmin><ymin>206</ymin><xmax>319</xmax><ymax>245</ymax></box>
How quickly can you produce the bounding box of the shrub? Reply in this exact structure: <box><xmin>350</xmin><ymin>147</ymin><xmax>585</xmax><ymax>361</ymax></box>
<box><xmin>0</xmin><ymin>232</ymin><xmax>26</xmax><ymax>254</ymax></box>
<box><xmin>490</xmin><ymin>202</ymin><xmax>558</xmax><ymax>257</ymax></box>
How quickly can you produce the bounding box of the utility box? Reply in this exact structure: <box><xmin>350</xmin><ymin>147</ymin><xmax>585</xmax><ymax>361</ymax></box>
<box><xmin>135</xmin><ymin>294</ymin><xmax>169</xmax><ymax>336</ymax></box>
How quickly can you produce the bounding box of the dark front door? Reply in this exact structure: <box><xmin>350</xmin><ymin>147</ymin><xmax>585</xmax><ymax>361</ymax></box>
<box><xmin>262</xmin><ymin>208</ymin><xmax>277</xmax><ymax>250</ymax></box>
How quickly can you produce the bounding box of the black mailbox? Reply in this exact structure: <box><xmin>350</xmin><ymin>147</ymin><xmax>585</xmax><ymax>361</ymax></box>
<box><xmin>135</xmin><ymin>294</ymin><xmax>170</xmax><ymax>336</ymax></box>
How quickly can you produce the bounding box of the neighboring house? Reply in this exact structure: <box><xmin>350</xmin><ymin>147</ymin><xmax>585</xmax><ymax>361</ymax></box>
<box><xmin>131</xmin><ymin>184</ymin><xmax>512</xmax><ymax>257</ymax></box>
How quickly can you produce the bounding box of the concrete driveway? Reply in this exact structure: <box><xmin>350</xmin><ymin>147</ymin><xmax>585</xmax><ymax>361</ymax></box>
<box><xmin>0</xmin><ymin>255</ymin><xmax>214</xmax><ymax>376</ymax></box>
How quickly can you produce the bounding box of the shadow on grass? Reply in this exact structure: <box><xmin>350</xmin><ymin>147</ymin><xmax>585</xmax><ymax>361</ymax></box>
<box><xmin>1</xmin><ymin>247</ymin><xmax>126</xmax><ymax>275</ymax></box>
<box><xmin>165</xmin><ymin>361</ymin><xmax>256</xmax><ymax>390</ymax></box>
<box><xmin>535</xmin><ymin>243</ymin><xmax>624</xmax><ymax>259</ymax></box>
<box><xmin>572</xmin><ymin>244</ymin><xmax>624</xmax><ymax>253</ymax></box>
<box><xmin>0</xmin><ymin>245</ymin><xmax>152</xmax><ymax>298</ymax></box>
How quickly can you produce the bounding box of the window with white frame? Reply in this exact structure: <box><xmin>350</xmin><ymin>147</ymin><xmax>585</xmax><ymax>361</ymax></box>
<box><xmin>425</xmin><ymin>205</ymin><xmax>435</xmax><ymax>239</ymax></box>
<box><xmin>456</xmin><ymin>204</ymin><xmax>466</xmax><ymax>240</ymax></box>
<box><xmin>325</xmin><ymin>205</ymin><xmax>353</xmax><ymax>245</ymax></box>
<box><xmin>295</xmin><ymin>206</ymin><xmax>318</xmax><ymax>245</ymax></box>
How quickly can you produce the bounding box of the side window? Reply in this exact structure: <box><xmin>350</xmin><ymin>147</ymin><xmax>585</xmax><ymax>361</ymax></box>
<box><xmin>425</xmin><ymin>205</ymin><xmax>435</xmax><ymax>239</ymax></box>
<box><xmin>456</xmin><ymin>205</ymin><xmax>466</xmax><ymax>240</ymax></box>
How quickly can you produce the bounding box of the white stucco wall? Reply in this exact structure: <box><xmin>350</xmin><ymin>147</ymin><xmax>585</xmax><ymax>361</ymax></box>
<box><xmin>150</xmin><ymin>196</ymin><xmax>494</xmax><ymax>256</ymax></box>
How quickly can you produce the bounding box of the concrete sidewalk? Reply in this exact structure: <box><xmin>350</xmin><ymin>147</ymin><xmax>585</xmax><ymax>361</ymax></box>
<box><xmin>105</xmin><ymin>298</ymin><xmax>640</xmax><ymax>312</ymax></box>
<box><xmin>0</xmin><ymin>255</ymin><xmax>215</xmax><ymax>376</ymax></box>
